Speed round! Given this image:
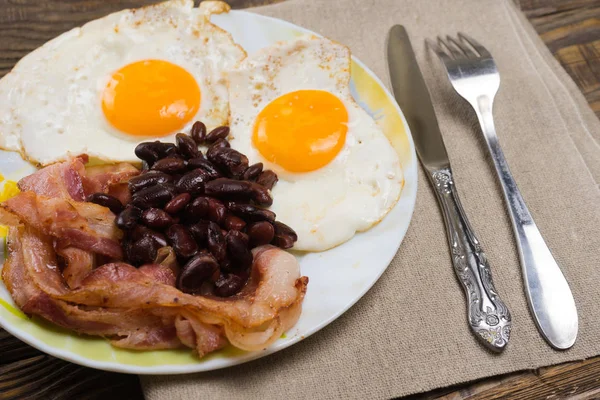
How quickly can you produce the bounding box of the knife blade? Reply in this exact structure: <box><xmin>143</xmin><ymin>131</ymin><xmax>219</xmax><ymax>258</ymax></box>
<box><xmin>387</xmin><ymin>25</ymin><xmax>512</xmax><ymax>352</ymax></box>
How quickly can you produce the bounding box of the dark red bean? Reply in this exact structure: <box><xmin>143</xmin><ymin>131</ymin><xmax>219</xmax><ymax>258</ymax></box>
<box><xmin>226</xmin><ymin>202</ymin><xmax>276</xmax><ymax>222</ymax></box>
<box><xmin>190</xmin><ymin>121</ymin><xmax>207</xmax><ymax>144</ymax></box>
<box><xmin>131</xmin><ymin>184</ymin><xmax>175</xmax><ymax>209</ymax></box>
<box><xmin>243</xmin><ymin>163</ymin><xmax>263</xmax><ymax>181</ymax></box>
<box><xmin>151</xmin><ymin>157</ymin><xmax>187</xmax><ymax>174</ymax></box>
<box><xmin>175</xmin><ymin>169</ymin><xmax>209</xmax><ymax>194</ymax></box>
<box><xmin>209</xmin><ymin>138</ymin><xmax>230</xmax><ymax>149</ymax></box>
<box><xmin>226</xmin><ymin>231</ymin><xmax>253</xmax><ymax>269</ymax></box>
<box><xmin>134</xmin><ymin>142</ymin><xmax>160</xmax><ymax>164</ymax></box>
<box><xmin>142</xmin><ymin>208</ymin><xmax>175</xmax><ymax>229</ymax></box>
<box><xmin>205</xmin><ymin>126</ymin><xmax>229</xmax><ymax>143</ymax></box>
<box><xmin>207</xmin><ymin>147</ymin><xmax>248</xmax><ymax>178</ymax></box>
<box><xmin>272</xmin><ymin>234</ymin><xmax>295</xmax><ymax>249</ymax></box>
<box><xmin>189</xmin><ymin>221</ymin><xmax>209</xmax><ymax>246</ymax></box>
<box><xmin>247</xmin><ymin>221</ymin><xmax>275</xmax><ymax>247</ymax></box>
<box><xmin>187</xmin><ymin>157</ymin><xmax>222</xmax><ymax>179</ymax></box>
<box><xmin>272</xmin><ymin>221</ymin><xmax>298</xmax><ymax>249</ymax></box>
<box><xmin>128</xmin><ymin>171</ymin><xmax>173</xmax><ymax>193</ymax></box>
<box><xmin>222</xmin><ymin>214</ymin><xmax>246</xmax><ymax>231</ymax></box>
<box><xmin>214</xmin><ymin>272</ymin><xmax>248</xmax><ymax>297</ymax></box>
<box><xmin>273</xmin><ymin>221</ymin><xmax>298</xmax><ymax>241</ymax></box>
<box><xmin>130</xmin><ymin>225</ymin><xmax>168</xmax><ymax>247</ymax></box>
<box><xmin>164</xmin><ymin>193</ymin><xmax>191</xmax><ymax>214</ymax></box>
<box><xmin>166</xmin><ymin>224</ymin><xmax>198</xmax><ymax>259</ymax></box>
<box><xmin>257</xmin><ymin>170</ymin><xmax>278</xmax><ymax>190</ymax></box>
<box><xmin>177</xmin><ymin>252</ymin><xmax>219</xmax><ymax>294</ymax></box>
<box><xmin>204</xmin><ymin>178</ymin><xmax>272</xmax><ymax>206</ymax></box>
<box><xmin>176</xmin><ymin>133</ymin><xmax>200</xmax><ymax>159</ymax></box>
<box><xmin>184</xmin><ymin>196</ymin><xmax>209</xmax><ymax>222</ymax></box>
<box><xmin>207</xmin><ymin>221</ymin><xmax>226</xmax><ymax>262</ymax></box>
<box><xmin>116</xmin><ymin>206</ymin><xmax>142</xmax><ymax>230</ymax></box>
<box><xmin>87</xmin><ymin>193</ymin><xmax>123</xmax><ymax>214</ymax></box>
<box><xmin>129</xmin><ymin>236</ymin><xmax>160</xmax><ymax>265</ymax></box>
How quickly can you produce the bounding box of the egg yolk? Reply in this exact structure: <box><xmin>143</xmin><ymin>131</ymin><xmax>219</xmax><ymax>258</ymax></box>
<box><xmin>252</xmin><ymin>90</ymin><xmax>348</xmax><ymax>173</ymax></box>
<box><xmin>102</xmin><ymin>60</ymin><xmax>200</xmax><ymax>137</ymax></box>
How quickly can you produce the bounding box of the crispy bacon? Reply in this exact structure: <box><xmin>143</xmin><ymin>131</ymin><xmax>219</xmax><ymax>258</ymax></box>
<box><xmin>82</xmin><ymin>163</ymin><xmax>139</xmax><ymax>203</ymax></box>
<box><xmin>18</xmin><ymin>157</ymin><xmax>87</xmax><ymax>201</ymax></box>
<box><xmin>2</xmin><ymin>192</ymin><xmax>123</xmax><ymax>259</ymax></box>
<box><xmin>57</xmin><ymin>246</ymin><xmax>95</xmax><ymax>288</ymax></box>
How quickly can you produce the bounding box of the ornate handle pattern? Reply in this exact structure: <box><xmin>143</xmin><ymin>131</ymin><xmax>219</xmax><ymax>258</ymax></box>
<box><xmin>430</xmin><ymin>168</ymin><xmax>511</xmax><ymax>352</ymax></box>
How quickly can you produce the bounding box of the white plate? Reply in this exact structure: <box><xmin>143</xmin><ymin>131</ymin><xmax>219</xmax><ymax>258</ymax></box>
<box><xmin>0</xmin><ymin>9</ymin><xmax>417</xmax><ymax>374</ymax></box>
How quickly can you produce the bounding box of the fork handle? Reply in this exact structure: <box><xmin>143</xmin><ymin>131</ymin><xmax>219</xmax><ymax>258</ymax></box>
<box><xmin>475</xmin><ymin>96</ymin><xmax>578</xmax><ymax>349</ymax></box>
<box><xmin>429</xmin><ymin>167</ymin><xmax>511</xmax><ymax>352</ymax></box>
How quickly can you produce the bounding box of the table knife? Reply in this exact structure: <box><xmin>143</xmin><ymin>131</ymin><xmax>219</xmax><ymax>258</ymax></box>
<box><xmin>387</xmin><ymin>25</ymin><xmax>511</xmax><ymax>352</ymax></box>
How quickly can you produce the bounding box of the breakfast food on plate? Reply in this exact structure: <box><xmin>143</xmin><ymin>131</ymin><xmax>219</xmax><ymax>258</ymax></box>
<box><xmin>227</xmin><ymin>35</ymin><xmax>403</xmax><ymax>251</ymax></box>
<box><xmin>0</xmin><ymin>0</ymin><xmax>245</xmax><ymax>166</ymax></box>
<box><xmin>0</xmin><ymin>0</ymin><xmax>405</xmax><ymax>359</ymax></box>
<box><xmin>0</xmin><ymin>128</ymin><xmax>308</xmax><ymax>355</ymax></box>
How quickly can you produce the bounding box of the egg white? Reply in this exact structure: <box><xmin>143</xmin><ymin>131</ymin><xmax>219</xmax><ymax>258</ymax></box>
<box><xmin>0</xmin><ymin>0</ymin><xmax>245</xmax><ymax>166</ymax></box>
<box><xmin>228</xmin><ymin>36</ymin><xmax>403</xmax><ymax>251</ymax></box>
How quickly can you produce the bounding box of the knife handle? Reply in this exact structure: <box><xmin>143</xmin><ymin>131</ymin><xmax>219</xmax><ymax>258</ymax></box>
<box><xmin>429</xmin><ymin>167</ymin><xmax>511</xmax><ymax>352</ymax></box>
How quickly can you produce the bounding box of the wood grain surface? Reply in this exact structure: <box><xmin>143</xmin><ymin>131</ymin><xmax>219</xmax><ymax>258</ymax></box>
<box><xmin>0</xmin><ymin>0</ymin><xmax>599</xmax><ymax>399</ymax></box>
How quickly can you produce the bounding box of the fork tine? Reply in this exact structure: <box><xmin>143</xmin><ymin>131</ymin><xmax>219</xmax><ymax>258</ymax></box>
<box><xmin>458</xmin><ymin>32</ymin><xmax>491</xmax><ymax>57</ymax></box>
<box><xmin>437</xmin><ymin>36</ymin><xmax>463</xmax><ymax>59</ymax></box>
<box><xmin>425</xmin><ymin>38</ymin><xmax>452</xmax><ymax>64</ymax></box>
<box><xmin>447</xmin><ymin>35</ymin><xmax>476</xmax><ymax>58</ymax></box>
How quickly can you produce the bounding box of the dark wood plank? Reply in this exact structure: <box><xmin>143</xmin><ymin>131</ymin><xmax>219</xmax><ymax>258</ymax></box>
<box><xmin>1</xmin><ymin>1</ymin><xmax>600</xmax><ymax>400</ymax></box>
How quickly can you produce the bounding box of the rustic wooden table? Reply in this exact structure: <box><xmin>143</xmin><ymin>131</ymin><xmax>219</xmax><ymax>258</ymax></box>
<box><xmin>0</xmin><ymin>0</ymin><xmax>599</xmax><ymax>399</ymax></box>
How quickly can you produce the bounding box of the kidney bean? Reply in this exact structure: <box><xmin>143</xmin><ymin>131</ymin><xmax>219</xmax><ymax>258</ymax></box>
<box><xmin>176</xmin><ymin>133</ymin><xmax>200</xmax><ymax>159</ymax></box>
<box><xmin>209</xmin><ymin>138</ymin><xmax>230</xmax><ymax>150</ymax></box>
<box><xmin>184</xmin><ymin>196</ymin><xmax>209</xmax><ymax>222</ymax></box>
<box><xmin>207</xmin><ymin>147</ymin><xmax>248</xmax><ymax>178</ymax></box>
<box><xmin>177</xmin><ymin>252</ymin><xmax>219</xmax><ymax>294</ymax></box>
<box><xmin>131</xmin><ymin>184</ymin><xmax>175</xmax><ymax>208</ymax></box>
<box><xmin>190</xmin><ymin>121</ymin><xmax>207</xmax><ymax>144</ymax></box>
<box><xmin>273</xmin><ymin>221</ymin><xmax>298</xmax><ymax>241</ymax></box>
<box><xmin>164</xmin><ymin>193</ymin><xmax>191</xmax><ymax>214</ymax></box>
<box><xmin>175</xmin><ymin>169</ymin><xmax>209</xmax><ymax>194</ymax></box>
<box><xmin>214</xmin><ymin>272</ymin><xmax>248</xmax><ymax>297</ymax></box>
<box><xmin>151</xmin><ymin>157</ymin><xmax>187</xmax><ymax>174</ymax></box>
<box><xmin>207</xmin><ymin>221</ymin><xmax>226</xmax><ymax>262</ymax></box>
<box><xmin>87</xmin><ymin>193</ymin><xmax>123</xmax><ymax>214</ymax></box>
<box><xmin>129</xmin><ymin>235</ymin><xmax>161</xmax><ymax>265</ymax></box>
<box><xmin>166</xmin><ymin>224</ymin><xmax>198</xmax><ymax>259</ymax></box>
<box><xmin>226</xmin><ymin>202</ymin><xmax>276</xmax><ymax>222</ymax></box>
<box><xmin>187</xmin><ymin>157</ymin><xmax>222</xmax><ymax>179</ymax></box>
<box><xmin>222</xmin><ymin>214</ymin><xmax>246</xmax><ymax>231</ymax></box>
<box><xmin>243</xmin><ymin>163</ymin><xmax>263</xmax><ymax>181</ymax></box>
<box><xmin>247</xmin><ymin>221</ymin><xmax>275</xmax><ymax>247</ymax></box>
<box><xmin>189</xmin><ymin>221</ymin><xmax>209</xmax><ymax>246</ymax></box>
<box><xmin>257</xmin><ymin>170</ymin><xmax>278</xmax><ymax>190</ymax></box>
<box><xmin>272</xmin><ymin>221</ymin><xmax>298</xmax><ymax>249</ymax></box>
<box><xmin>204</xmin><ymin>178</ymin><xmax>272</xmax><ymax>206</ymax></box>
<box><xmin>130</xmin><ymin>225</ymin><xmax>168</xmax><ymax>247</ymax></box>
<box><xmin>116</xmin><ymin>206</ymin><xmax>142</xmax><ymax>230</ymax></box>
<box><xmin>205</xmin><ymin>126</ymin><xmax>229</xmax><ymax>143</ymax></box>
<box><xmin>142</xmin><ymin>208</ymin><xmax>175</xmax><ymax>229</ymax></box>
<box><xmin>226</xmin><ymin>231</ymin><xmax>253</xmax><ymax>269</ymax></box>
<box><xmin>163</xmin><ymin>143</ymin><xmax>180</xmax><ymax>157</ymax></box>
<box><xmin>134</xmin><ymin>142</ymin><xmax>160</xmax><ymax>164</ymax></box>
<box><xmin>128</xmin><ymin>171</ymin><xmax>173</xmax><ymax>193</ymax></box>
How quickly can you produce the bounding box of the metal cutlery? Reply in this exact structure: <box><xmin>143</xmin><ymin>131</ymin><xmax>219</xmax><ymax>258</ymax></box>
<box><xmin>387</xmin><ymin>25</ymin><xmax>511</xmax><ymax>352</ymax></box>
<box><xmin>427</xmin><ymin>33</ymin><xmax>578</xmax><ymax>349</ymax></box>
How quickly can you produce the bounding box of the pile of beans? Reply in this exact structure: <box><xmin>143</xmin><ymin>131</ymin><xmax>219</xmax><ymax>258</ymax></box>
<box><xmin>88</xmin><ymin>121</ymin><xmax>297</xmax><ymax>297</ymax></box>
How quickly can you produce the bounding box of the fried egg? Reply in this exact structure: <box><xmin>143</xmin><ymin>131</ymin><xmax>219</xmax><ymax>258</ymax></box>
<box><xmin>0</xmin><ymin>0</ymin><xmax>245</xmax><ymax>166</ymax></box>
<box><xmin>228</xmin><ymin>36</ymin><xmax>403</xmax><ymax>251</ymax></box>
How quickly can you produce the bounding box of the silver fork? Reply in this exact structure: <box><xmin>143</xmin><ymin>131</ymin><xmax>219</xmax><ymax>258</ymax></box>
<box><xmin>427</xmin><ymin>33</ymin><xmax>578</xmax><ymax>350</ymax></box>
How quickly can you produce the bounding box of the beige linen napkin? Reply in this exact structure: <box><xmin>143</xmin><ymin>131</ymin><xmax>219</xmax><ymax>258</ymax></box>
<box><xmin>142</xmin><ymin>0</ymin><xmax>600</xmax><ymax>398</ymax></box>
